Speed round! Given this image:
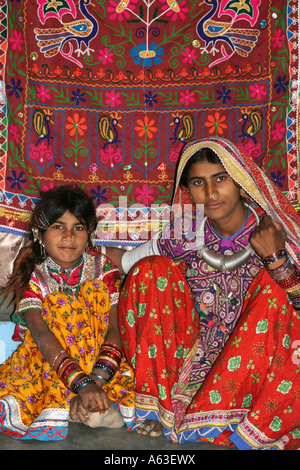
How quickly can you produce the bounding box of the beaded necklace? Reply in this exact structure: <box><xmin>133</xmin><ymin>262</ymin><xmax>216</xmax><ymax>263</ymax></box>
<box><xmin>42</xmin><ymin>253</ymin><xmax>95</xmax><ymax>297</ymax></box>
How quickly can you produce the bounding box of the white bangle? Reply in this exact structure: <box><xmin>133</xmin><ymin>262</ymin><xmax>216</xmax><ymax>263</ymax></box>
<box><xmin>121</xmin><ymin>234</ymin><xmax>160</xmax><ymax>273</ymax></box>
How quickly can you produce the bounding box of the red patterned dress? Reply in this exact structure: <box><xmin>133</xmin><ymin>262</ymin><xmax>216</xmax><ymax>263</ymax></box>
<box><xmin>118</xmin><ymin>137</ymin><xmax>300</xmax><ymax>450</ymax></box>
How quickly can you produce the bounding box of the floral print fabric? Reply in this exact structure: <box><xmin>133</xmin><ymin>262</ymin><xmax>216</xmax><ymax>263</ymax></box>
<box><xmin>0</xmin><ymin>280</ymin><xmax>134</xmax><ymax>440</ymax></box>
<box><xmin>178</xmin><ymin>268</ymin><xmax>300</xmax><ymax>449</ymax></box>
<box><xmin>119</xmin><ymin>257</ymin><xmax>300</xmax><ymax>449</ymax></box>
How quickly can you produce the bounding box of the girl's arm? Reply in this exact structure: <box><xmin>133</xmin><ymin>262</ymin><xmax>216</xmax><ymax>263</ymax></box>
<box><xmin>71</xmin><ymin>305</ymin><xmax>123</xmax><ymax>422</ymax></box>
<box><xmin>23</xmin><ymin>309</ymin><xmax>67</xmax><ymax>366</ymax></box>
<box><xmin>24</xmin><ymin>309</ymin><xmax>112</xmax><ymax>415</ymax></box>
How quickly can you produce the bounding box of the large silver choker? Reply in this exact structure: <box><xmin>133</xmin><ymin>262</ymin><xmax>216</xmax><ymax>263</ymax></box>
<box><xmin>198</xmin><ymin>202</ymin><xmax>260</xmax><ymax>272</ymax></box>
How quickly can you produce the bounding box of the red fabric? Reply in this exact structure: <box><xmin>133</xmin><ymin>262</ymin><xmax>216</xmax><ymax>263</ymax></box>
<box><xmin>1</xmin><ymin>1</ymin><xmax>299</xmax><ymax>244</ymax></box>
<box><xmin>119</xmin><ymin>256</ymin><xmax>200</xmax><ymax>426</ymax></box>
<box><xmin>119</xmin><ymin>257</ymin><xmax>300</xmax><ymax>449</ymax></box>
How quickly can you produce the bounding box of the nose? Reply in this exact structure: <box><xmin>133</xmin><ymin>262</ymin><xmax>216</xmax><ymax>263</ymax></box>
<box><xmin>63</xmin><ymin>229</ymin><xmax>75</xmax><ymax>241</ymax></box>
<box><xmin>205</xmin><ymin>182</ymin><xmax>218</xmax><ymax>201</ymax></box>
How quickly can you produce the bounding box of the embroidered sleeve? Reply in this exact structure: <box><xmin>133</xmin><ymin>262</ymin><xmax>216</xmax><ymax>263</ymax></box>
<box><xmin>11</xmin><ymin>274</ymin><xmax>43</xmax><ymax>327</ymax></box>
<box><xmin>101</xmin><ymin>255</ymin><xmax>121</xmax><ymax>307</ymax></box>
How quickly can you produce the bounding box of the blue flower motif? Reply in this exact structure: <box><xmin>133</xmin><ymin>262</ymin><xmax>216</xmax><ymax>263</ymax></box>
<box><xmin>7</xmin><ymin>171</ymin><xmax>27</xmax><ymax>190</ymax></box>
<box><xmin>274</xmin><ymin>75</ymin><xmax>289</xmax><ymax>94</ymax></box>
<box><xmin>130</xmin><ymin>43</ymin><xmax>164</xmax><ymax>66</ymax></box>
<box><xmin>90</xmin><ymin>185</ymin><xmax>107</xmax><ymax>205</ymax></box>
<box><xmin>71</xmin><ymin>88</ymin><xmax>86</xmax><ymax>106</ymax></box>
<box><xmin>216</xmin><ymin>86</ymin><xmax>232</xmax><ymax>104</ymax></box>
<box><xmin>270</xmin><ymin>170</ymin><xmax>285</xmax><ymax>188</ymax></box>
<box><xmin>144</xmin><ymin>90</ymin><xmax>158</xmax><ymax>108</ymax></box>
<box><xmin>6</xmin><ymin>78</ymin><xmax>23</xmax><ymax>99</ymax></box>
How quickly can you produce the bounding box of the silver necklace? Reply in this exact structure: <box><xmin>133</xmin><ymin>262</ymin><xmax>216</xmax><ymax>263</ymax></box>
<box><xmin>197</xmin><ymin>202</ymin><xmax>260</xmax><ymax>272</ymax></box>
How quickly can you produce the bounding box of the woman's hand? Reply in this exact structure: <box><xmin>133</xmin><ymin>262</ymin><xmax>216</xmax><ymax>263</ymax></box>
<box><xmin>250</xmin><ymin>215</ymin><xmax>287</xmax><ymax>261</ymax></box>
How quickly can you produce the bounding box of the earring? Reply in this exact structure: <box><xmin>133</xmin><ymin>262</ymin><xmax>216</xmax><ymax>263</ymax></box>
<box><xmin>39</xmin><ymin>241</ymin><xmax>47</xmax><ymax>260</ymax></box>
<box><xmin>32</xmin><ymin>227</ymin><xmax>39</xmax><ymax>243</ymax></box>
<box><xmin>240</xmin><ymin>188</ymin><xmax>246</xmax><ymax>197</ymax></box>
<box><xmin>90</xmin><ymin>230</ymin><xmax>96</xmax><ymax>247</ymax></box>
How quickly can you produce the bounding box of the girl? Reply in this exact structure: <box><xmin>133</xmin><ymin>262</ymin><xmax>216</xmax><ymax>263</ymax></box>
<box><xmin>0</xmin><ymin>186</ymin><xmax>134</xmax><ymax>440</ymax></box>
<box><xmin>109</xmin><ymin>137</ymin><xmax>300</xmax><ymax>449</ymax></box>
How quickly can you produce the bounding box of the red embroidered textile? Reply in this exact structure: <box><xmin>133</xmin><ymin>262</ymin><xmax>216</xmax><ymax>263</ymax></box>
<box><xmin>0</xmin><ymin>0</ymin><xmax>299</xmax><ymax>245</ymax></box>
<box><xmin>119</xmin><ymin>256</ymin><xmax>300</xmax><ymax>449</ymax></box>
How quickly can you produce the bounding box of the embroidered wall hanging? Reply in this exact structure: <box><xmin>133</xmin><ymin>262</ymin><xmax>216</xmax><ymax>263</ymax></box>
<box><xmin>0</xmin><ymin>0</ymin><xmax>299</xmax><ymax>251</ymax></box>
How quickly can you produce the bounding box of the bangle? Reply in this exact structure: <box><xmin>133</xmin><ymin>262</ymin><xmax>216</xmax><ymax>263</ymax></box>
<box><xmin>267</xmin><ymin>260</ymin><xmax>295</xmax><ymax>282</ymax></box>
<box><xmin>91</xmin><ymin>372</ymin><xmax>109</xmax><ymax>383</ymax></box>
<box><xmin>72</xmin><ymin>375</ymin><xmax>96</xmax><ymax>394</ymax></box>
<box><xmin>55</xmin><ymin>354</ymin><xmax>85</xmax><ymax>391</ymax></box>
<box><xmin>57</xmin><ymin>356</ymin><xmax>72</xmax><ymax>377</ymax></box>
<box><xmin>262</xmin><ymin>248</ymin><xmax>287</xmax><ymax>266</ymax></box>
<box><xmin>93</xmin><ymin>362</ymin><xmax>115</xmax><ymax>380</ymax></box>
<box><xmin>52</xmin><ymin>350</ymin><xmax>66</xmax><ymax>370</ymax></box>
<box><xmin>68</xmin><ymin>370</ymin><xmax>86</xmax><ymax>391</ymax></box>
<box><xmin>74</xmin><ymin>381</ymin><xmax>93</xmax><ymax>394</ymax></box>
<box><xmin>61</xmin><ymin>361</ymin><xmax>80</xmax><ymax>384</ymax></box>
<box><xmin>100</xmin><ymin>342</ymin><xmax>123</xmax><ymax>358</ymax></box>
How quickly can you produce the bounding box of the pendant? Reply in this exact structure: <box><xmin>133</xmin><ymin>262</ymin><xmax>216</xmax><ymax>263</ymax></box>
<box><xmin>197</xmin><ymin>202</ymin><xmax>259</xmax><ymax>272</ymax></box>
<box><xmin>213</xmin><ymin>283</ymin><xmax>238</xmax><ymax>307</ymax></box>
<box><xmin>213</xmin><ymin>283</ymin><xmax>232</xmax><ymax>306</ymax></box>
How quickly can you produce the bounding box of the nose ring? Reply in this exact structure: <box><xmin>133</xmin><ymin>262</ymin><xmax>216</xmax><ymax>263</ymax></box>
<box><xmin>211</xmin><ymin>192</ymin><xmax>219</xmax><ymax>201</ymax></box>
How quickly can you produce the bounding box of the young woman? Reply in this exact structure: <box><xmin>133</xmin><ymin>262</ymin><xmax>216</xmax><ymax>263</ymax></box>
<box><xmin>110</xmin><ymin>137</ymin><xmax>300</xmax><ymax>450</ymax></box>
<box><xmin>0</xmin><ymin>186</ymin><xmax>134</xmax><ymax>440</ymax></box>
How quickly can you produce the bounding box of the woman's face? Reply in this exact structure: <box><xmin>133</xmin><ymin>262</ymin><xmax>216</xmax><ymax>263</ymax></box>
<box><xmin>40</xmin><ymin>210</ymin><xmax>89</xmax><ymax>270</ymax></box>
<box><xmin>185</xmin><ymin>158</ymin><xmax>246</xmax><ymax>235</ymax></box>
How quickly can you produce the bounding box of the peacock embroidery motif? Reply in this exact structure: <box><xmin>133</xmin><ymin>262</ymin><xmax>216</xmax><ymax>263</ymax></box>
<box><xmin>195</xmin><ymin>0</ymin><xmax>261</xmax><ymax>67</ymax></box>
<box><xmin>34</xmin><ymin>0</ymin><xmax>99</xmax><ymax>68</ymax></box>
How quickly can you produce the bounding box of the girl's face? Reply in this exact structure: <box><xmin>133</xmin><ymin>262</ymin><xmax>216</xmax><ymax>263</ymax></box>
<box><xmin>41</xmin><ymin>210</ymin><xmax>89</xmax><ymax>270</ymax></box>
<box><xmin>186</xmin><ymin>159</ymin><xmax>246</xmax><ymax>236</ymax></box>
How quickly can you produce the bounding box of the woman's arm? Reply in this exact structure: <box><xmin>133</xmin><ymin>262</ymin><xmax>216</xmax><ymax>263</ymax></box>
<box><xmin>105</xmin><ymin>247</ymin><xmax>126</xmax><ymax>274</ymax></box>
<box><xmin>103</xmin><ymin>305</ymin><xmax>122</xmax><ymax>348</ymax></box>
<box><xmin>91</xmin><ymin>305</ymin><xmax>122</xmax><ymax>383</ymax></box>
<box><xmin>250</xmin><ymin>215</ymin><xmax>300</xmax><ymax>310</ymax></box>
<box><xmin>250</xmin><ymin>215</ymin><xmax>287</xmax><ymax>266</ymax></box>
<box><xmin>70</xmin><ymin>306</ymin><xmax>123</xmax><ymax>421</ymax></box>
<box><xmin>105</xmin><ymin>235</ymin><xmax>160</xmax><ymax>275</ymax></box>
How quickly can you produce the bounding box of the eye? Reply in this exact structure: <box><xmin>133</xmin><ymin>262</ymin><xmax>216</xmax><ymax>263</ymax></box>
<box><xmin>192</xmin><ymin>179</ymin><xmax>204</xmax><ymax>186</ymax></box>
<box><xmin>216</xmin><ymin>175</ymin><xmax>227</xmax><ymax>182</ymax></box>
<box><xmin>74</xmin><ymin>225</ymin><xmax>85</xmax><ymax>231</ymax></box>
<box><xmin>51</xmin><ymin>224</ymin><xmax>63</xmax><ymax>230</ymax></box>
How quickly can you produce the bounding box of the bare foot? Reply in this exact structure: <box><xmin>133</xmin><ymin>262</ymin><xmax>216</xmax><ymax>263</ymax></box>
<box><xmin>136</xmin><ymin>419</ymin><xmax>163</xmax><ymax>437</ymax></box>
<box><xmin>70</xmin><ymin>406</ymin><xmax>124</xmax><ymax>429</ymax></box>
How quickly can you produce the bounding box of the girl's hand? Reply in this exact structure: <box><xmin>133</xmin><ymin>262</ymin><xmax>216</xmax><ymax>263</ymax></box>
<box><xmin>250</xmin><ymin>215</ymin><xmax>287</xmax><ymax>260</ymax></box>
<box><xmin>69</xmin><ymin>396</ymin><xmax>90</xmax><ymax>423</ymax></box>
<box><xmin>77</xmin><ymin>382</ymin><xmax>111</xmax><ymax>414</ymax></box>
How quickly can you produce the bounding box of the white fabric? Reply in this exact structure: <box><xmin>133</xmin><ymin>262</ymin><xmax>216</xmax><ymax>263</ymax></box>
<box><xmin>121</xmin><ymin>233</ymin><xmax>160</xmax><ymax>274</ymax></box>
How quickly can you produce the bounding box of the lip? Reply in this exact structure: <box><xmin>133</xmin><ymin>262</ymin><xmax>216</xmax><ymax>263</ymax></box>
<box><xmin>205</xmin><ymin>202</ymin><xmax>223</xmax><ymax>210</ymax></box>
<box><xmin>59</xmin><ymin>246</ymin><xmax>76</xmax><ymax>250</ymax></box>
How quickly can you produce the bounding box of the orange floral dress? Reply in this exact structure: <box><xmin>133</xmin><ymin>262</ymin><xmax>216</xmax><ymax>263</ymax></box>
<box><xmin>0</xmin><ymin>253</ymin><xmax>135</xmax><ymax>440</ymax></box>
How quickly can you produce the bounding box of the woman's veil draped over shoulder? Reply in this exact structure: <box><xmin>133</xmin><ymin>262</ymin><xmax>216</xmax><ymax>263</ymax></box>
<box><xmin>171</xmin><ymin>137</ymin><xmax>300</xmax><ymax>268</ymax></box>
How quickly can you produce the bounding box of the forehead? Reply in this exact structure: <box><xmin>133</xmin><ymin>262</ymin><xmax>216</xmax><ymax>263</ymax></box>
<box><xmin>53</xmin><ymin>210</ymin><xmax>83</xmax><ymax>224</ymax></box>
<box><xmin>187</xmin><ymin>159</ymin><xmax>227</xmax><ymax>179</ymax></box>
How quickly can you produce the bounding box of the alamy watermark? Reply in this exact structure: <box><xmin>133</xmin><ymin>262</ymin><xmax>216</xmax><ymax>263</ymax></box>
<box><xmin>292</xmin><ymin>340</ymin><xmax>300</xmax><ymax>365</ymax></box>
<box><xmin>95</xmin><ymin>196</ymin><xmax>205</xmax><ymax>248</ymax></box>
